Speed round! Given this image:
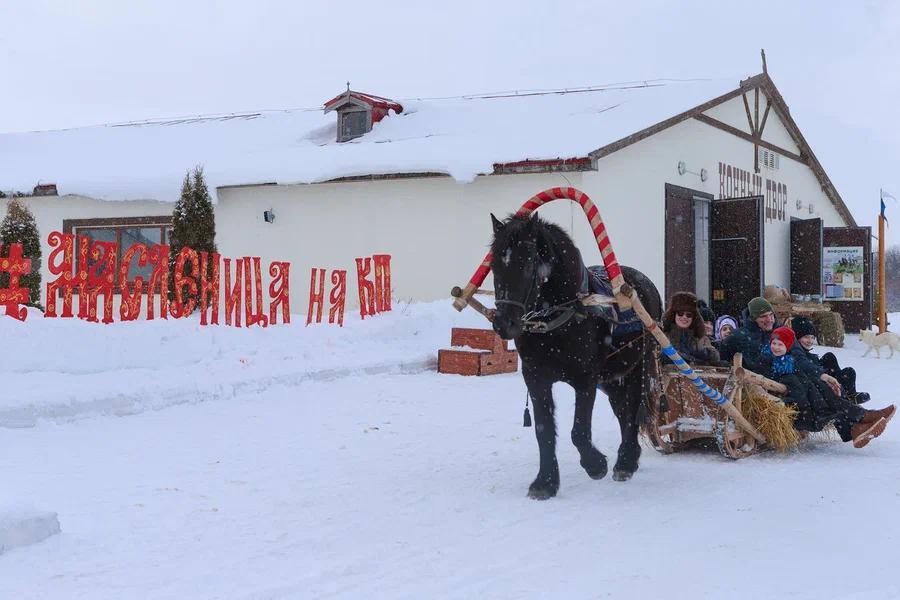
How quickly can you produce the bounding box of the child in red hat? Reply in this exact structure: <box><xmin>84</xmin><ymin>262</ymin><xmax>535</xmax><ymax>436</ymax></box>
<box><xmin>763</xmin><ymin>326</ymin><xmax>796</xmax><ymax>375</ymax></box>
<box><xmin>761</xmin><ymin>326</ymin><xmax>890</xmax><ymax>448</ymax></box>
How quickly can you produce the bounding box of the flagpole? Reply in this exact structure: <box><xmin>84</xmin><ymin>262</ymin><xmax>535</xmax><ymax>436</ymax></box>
<box><xmin>879</xmin><ymin>189</ymin><xmax>887</xmax><ymax>333</ymax></box>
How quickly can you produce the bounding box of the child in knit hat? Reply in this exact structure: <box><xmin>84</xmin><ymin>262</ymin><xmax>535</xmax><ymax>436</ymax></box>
<box><xmin>714</xmin><ymin>315</ymin><xmax>738</xmax><ymax>342</ymax></box>
<box><xmin>761</xmin><ymin>326</ymin><xmax>837</xmax><ymax>432</ymax></box>
<box><xmin>763</xmin><ymin>326</ymin><xmax>796</xmax><ymax>374</ymax></box>
<box><xmin>762</xmin><ymin>326</ymin><xmax>892</xmax><ymax>447</ymax></box>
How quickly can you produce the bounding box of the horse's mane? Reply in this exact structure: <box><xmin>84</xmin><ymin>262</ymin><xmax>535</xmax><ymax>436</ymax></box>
<box><xmin>490</xmin><ymin>214</ymin><xmax>577</xmax><ymax>264</ymax></box>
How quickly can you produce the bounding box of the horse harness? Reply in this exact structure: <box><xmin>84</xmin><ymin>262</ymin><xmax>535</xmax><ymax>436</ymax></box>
<box><xmin>495</xmin><ymin>245</ymin><xmax>642</xmax><ymax>335</ymax></box>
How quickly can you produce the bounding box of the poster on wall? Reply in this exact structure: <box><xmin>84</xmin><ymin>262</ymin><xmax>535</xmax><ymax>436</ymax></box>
<box><xmin>822</xmin><ymin>246</ymin><xmax>864</xmax><ymax>301</ymax></box>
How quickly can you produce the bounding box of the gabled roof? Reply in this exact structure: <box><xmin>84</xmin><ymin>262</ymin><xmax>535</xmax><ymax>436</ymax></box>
<box><xmin>587</xmin><ymin>72</ymin><xmax>856</xmax><ymax>226</ymax></box>
<box><xmin>323</xmin><ymin>90</ymin><xmax>403</xmax><ymax>114</ymax></box>
<box><xmin>0</xmin><ymin>79</ymin><xmax>736</xmax><ymax>201</ymax></box>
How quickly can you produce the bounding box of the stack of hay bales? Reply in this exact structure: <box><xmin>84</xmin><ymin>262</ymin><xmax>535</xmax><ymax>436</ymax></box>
<box><xmin>811</xmin><ymin>310</ymin><xmax>845</xmax><ymax>347</ymax></box>
<box><xmin>762</xmin><ymin>283</ymin><xmax>845</xmax><ymax>348</ymax></box>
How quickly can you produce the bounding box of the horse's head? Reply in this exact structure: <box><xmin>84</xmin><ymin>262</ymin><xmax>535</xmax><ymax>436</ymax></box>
<box><xmin>489</xmin><ymin>213</ymin><xmax>556</xmax><ymax>340</ymax></box>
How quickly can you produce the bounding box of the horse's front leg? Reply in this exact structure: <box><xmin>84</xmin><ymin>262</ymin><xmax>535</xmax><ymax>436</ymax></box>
<box><xmin>571</xmin><ymin>379</ymin><xmax>608</xmax><ymax>480</ymax></box>
<box><xmin>605</xmin><ymin>373</ymin><xmax>643</xmax><ymax>482</ymax></box>
<box><xmin>523</xmin><ymin>373</ymin><xmax>559</xmax><ymax>499</ymax></box>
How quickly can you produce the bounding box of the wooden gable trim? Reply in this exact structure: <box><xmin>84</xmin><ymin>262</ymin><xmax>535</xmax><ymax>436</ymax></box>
<box><xmin>758</xmin><ymin>99</ymin><xmax>772</xmax><ymax>138</ymax></box>
<box><xmin>693</xmin><ymin>113</ymin><xmax>805</xmax><ymax>163</ymax></box>
<box><xmin>588</xmin><ymin>72</ymin><xmax>856</xmax><ymax>226</ymax></box>
<box><xmin>755</xmin><ymin>79</ymin><xmax>856</xmax><ymax>226</ymax></box>
<box><xmin>742</xmin><ymin>92</ymin><xmax>755</xmax><ymax>135</ymax></box>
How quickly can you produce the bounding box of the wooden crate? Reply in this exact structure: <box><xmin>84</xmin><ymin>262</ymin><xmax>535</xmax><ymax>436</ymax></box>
<box><xmin>438</xmin><ymin>328</ymin><xmax>518</xmax><ymax>376</ymax></box>
<box><xmin>450</xmin><ymin>328</ymin><xmax>507</xmax><ymax>353</ymax></box>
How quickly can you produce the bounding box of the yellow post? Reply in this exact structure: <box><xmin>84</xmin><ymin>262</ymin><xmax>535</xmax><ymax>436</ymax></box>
<box><xmin>878</xmin><ymin>213</ymin><xmax>887</xmax><ymax>333</ymax></box>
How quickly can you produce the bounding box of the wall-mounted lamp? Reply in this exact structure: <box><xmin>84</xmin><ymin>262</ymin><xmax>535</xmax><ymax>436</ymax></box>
<box><xmin>263</xmin><ymin>209</ymin><xmax>276</xmax><ymax>224</ymax></box>
<box><xmin>808</xmin><ymin>203</ymin><xmax>815</xmax><ymax>215</ymax></box>
<box><xmin>795</xmin><ymin>198</ymin><xmax>803</xmax><ymax>211</ymax></box>
<box><xmin>676</xmin><ymin>161</ymin><xmax>708</xmax><ymax>182</ymax></box>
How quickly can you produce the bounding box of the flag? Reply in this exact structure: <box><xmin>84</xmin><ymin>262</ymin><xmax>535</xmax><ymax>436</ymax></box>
<box><xmin>881</xmin><ymin>190</ymin><xmax>895</xmax><ymax>225</ymax></box>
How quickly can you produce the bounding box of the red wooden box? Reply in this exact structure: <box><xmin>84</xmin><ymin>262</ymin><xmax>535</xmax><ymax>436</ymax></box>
<box><xmin>438</xmin><ymin>328</ymin><xmax>518</xmax><ymax>376</ymax></box>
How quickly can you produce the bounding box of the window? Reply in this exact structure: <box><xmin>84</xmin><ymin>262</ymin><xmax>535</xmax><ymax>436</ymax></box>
<box><xmin>63</xmin><ymin>216</ymin><xmax>173</xmax><ymax>292</ymax></box>
<box><xmin>339</xmin><ymin>110</ymin><xmax>369</xmax><ymax>142</ymax></box>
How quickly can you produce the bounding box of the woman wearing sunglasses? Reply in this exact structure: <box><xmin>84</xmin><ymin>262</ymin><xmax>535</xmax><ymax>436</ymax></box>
<box><xmin>661</xmin><ymin>292</ymin><xmax>721</xmax><ymax>366</ymax></box>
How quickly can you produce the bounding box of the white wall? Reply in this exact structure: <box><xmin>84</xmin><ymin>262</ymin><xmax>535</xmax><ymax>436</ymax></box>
<box><xmin>215</xmin><ymin>173</ymin><xmax>590</xmax><ymax>316</ymax></box>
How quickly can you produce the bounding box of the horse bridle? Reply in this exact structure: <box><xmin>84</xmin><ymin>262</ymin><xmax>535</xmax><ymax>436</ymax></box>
<box><xmin>495</xmin><ymin>241</ymin><xmax>540</xmax><ymax>311</ymax></box>
<box><xmin>494</xmin><ymin>241</ymin><xmax>582</xmax><ymax>334</ymax></box>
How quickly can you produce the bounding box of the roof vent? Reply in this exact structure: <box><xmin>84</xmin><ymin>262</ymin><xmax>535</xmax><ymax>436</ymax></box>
<box><xmin>759</xmin><ymin>147</ymin><xmax>780</xmax><ymax>170</ymax></box>
<box><xmin>323</xmin><ymin>87</ymin><xmax>402</xmax><ymax>143</ymax></box>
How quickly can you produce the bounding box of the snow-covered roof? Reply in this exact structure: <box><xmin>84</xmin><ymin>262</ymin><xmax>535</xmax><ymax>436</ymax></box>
<box><xmin>0</xmin><ymin>78</ymin><xmax>740</xmax><ymax>202</ymax></box>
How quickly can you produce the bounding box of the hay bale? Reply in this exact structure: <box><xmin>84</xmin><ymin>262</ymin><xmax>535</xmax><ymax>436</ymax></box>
<box><xmin>764</xmin><ymin>284</ymin><xmax>792</xmax><ymax>304</ymax></box>
<box><xmin>811</xmin><ymin>311</ymin><xmax>844</xmax><ymax>347</ymax></box>
<box><xmin>740</xmin><ymin>384</ymin><xmax>801</xmax><ymax>452</ymax></box>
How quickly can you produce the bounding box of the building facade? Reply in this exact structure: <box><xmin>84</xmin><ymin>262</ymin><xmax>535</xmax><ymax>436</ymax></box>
<box><xmin>2</xmin><ymin>72</ymin><xmax>871</xmax><ymax>329</ymax></box>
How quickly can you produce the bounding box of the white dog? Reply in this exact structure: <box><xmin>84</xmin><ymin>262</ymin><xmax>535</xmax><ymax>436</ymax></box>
<box><xmin>859</xmin><ymin>329</ymin><xmax>900</xmax><ymax>358</ymax></box>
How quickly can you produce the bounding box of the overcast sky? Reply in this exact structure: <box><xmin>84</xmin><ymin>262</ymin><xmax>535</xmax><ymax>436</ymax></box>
<box><xmin>1</xmin><ymin>0</ymin><xmax>898</xmax><ymax>243</ymax></box>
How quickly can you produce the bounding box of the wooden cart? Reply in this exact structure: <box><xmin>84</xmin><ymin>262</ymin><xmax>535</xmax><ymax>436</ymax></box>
<box><xmin>642</xmin><ymin>354</ymin><xmax>787</xmax><ymax>460</ymax></box>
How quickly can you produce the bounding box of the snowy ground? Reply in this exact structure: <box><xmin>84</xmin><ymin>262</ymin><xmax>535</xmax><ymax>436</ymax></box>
<box><xmin>2</xmin><ymin>306</ymin><xmax>899</xmax><ymax>599</ymax></box>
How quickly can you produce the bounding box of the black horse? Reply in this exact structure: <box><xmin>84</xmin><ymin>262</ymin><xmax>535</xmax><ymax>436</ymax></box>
<box><xmin>490</xmin><ymin>213</ymin><xmax>662</xmax><ymax>499</ymax></box>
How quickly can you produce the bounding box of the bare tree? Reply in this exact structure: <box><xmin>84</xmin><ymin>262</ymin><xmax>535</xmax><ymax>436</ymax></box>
<box><xmin>886</xmin><ymin>245</ymin><xmax>900</xmax><ymax>312</ymax></box>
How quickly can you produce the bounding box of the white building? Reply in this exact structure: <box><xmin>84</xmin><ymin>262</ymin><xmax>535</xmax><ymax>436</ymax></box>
<box><xmin>1</xmin><ymin>71</ymin><xmax>872</xmax><ymax>329</ymax></box>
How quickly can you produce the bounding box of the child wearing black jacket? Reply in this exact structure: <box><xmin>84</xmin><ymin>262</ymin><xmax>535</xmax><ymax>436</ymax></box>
<box><xmin>760</xmin><ymin>327</ymin><xmax>836</xmax><ymax>433</ymax></box>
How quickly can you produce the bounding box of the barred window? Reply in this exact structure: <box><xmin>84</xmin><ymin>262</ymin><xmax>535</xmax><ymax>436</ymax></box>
<box><xmin>63</xmin><ymin>216</ymin><xmax>173</xmax><ymax>291</ymax></box>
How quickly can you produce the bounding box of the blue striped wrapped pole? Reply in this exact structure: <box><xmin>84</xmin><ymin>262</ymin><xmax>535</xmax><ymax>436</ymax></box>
<box><xmin>615</xmin><ymin>287</ymin><xmax>767</xmax><ymax>444</ymax></box>
<box><xmin>660</xmin><ymin>346</ymin><xmax>726</xmax><ymax>405</ymax></box>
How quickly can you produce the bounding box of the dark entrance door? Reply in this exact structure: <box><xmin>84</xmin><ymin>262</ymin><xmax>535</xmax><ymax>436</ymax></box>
<box><xmin>790</xmin><ymin>218</ymin><xmax>823</xmax><ymax>296</ymax></box>
<box><xmin>822</xmin><ymin>226</ymin><xmax>872</xmax><ymax>332</ymax></box>
<box><xmin>710</xmin><ymin>196</ymin><xmax>764</xmax><ymax>319</ymax></box>
<box><xmin>665</xmin><ymin>184</ymin><xmax>696</xmax><ymax>301</ymax></box>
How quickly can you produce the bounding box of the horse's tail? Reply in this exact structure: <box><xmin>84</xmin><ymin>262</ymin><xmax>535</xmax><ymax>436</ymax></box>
<box><xmin>638</xmin><ymin>339</ymin><xmax>661</xmax><ymax>426</ymax></box>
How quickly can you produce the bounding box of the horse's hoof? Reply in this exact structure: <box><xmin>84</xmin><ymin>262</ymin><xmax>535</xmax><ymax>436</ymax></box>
<box><xmin>580</xmin><ymin>454</ymin><xmax>608</xmax><ymax>480</ymax></box>
<box><xmin>612</xmin><ymin>469</ymin><xmax>634</xmax><ymax>482</ymax></box>
<box><xmin>527</xmin><ymin>486</ymin><xmax>557</xmax><ymax>500</ymax></box>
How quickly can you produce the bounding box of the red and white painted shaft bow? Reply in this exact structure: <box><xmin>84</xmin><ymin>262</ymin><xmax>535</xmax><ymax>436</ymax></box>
<box><xmin>452</xmin><ymin>187</ymin><xmax>623</xmax><ymax>311</ymax></box>
<box><xmin>452</xmin><ymin>186</ymin><xmax>766</xmax><ymax>444</ymax></box>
